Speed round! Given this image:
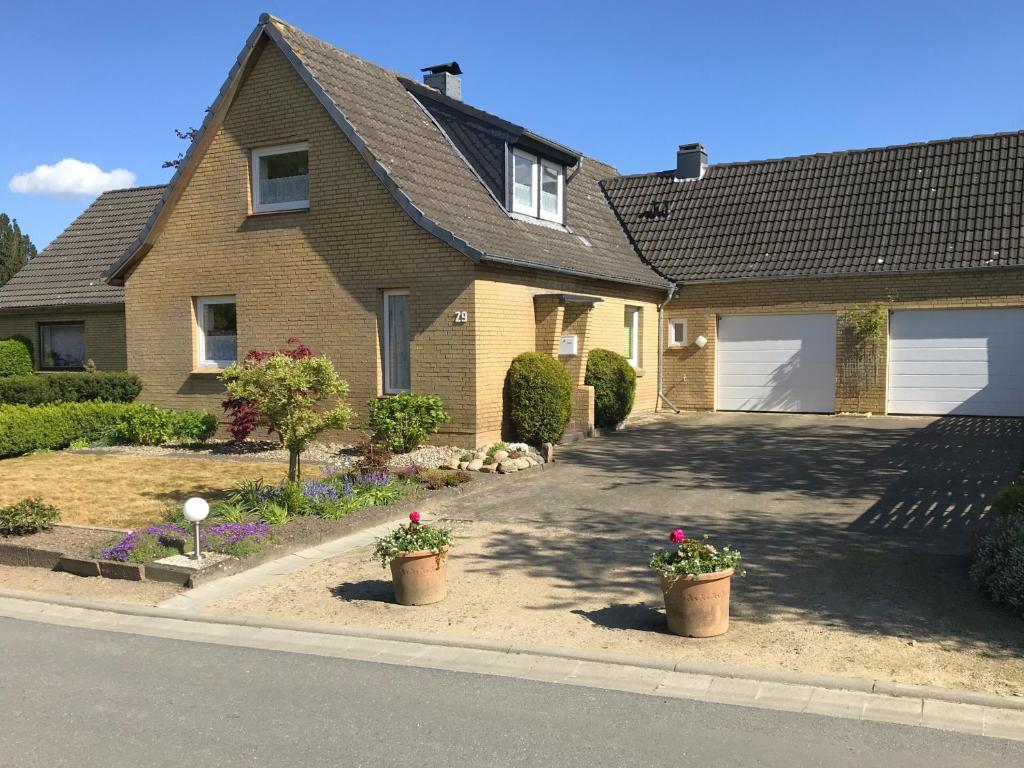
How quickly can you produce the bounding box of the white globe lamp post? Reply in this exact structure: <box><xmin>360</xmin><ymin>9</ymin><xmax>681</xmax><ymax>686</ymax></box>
<box><xmin>183</xmin><ymin>497</ymin><xmax>210</xmax><ymax>561</ymax></box>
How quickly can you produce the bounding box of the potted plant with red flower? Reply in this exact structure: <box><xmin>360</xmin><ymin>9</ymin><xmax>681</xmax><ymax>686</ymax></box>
<box><xmin>373</xmin><ymin>511</ymin><xmax>452</xmax><ymax>605</ymax></box>
<box><xmin>649</xmin><ymin>528</ymin><xmax>743</xmax><ymax>637</ymax></box>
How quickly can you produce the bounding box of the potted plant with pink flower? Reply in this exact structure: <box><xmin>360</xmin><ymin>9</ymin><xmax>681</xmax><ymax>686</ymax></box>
<box><xmin>373</xmin><ymin>511</ymin><xmax>452</xmax><ymax>605</ymax></box>
<box><xmin>649</xmin><ymin>528</ymin><xmax>743</xmax><ymax>638</ymax></box>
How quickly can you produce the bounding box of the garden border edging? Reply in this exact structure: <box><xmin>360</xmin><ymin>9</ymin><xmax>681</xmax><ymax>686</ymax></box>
<box><xmin>0</xmin><ymin>586</ymin><xmax>1020</xmax><ymax>714</ymax></box>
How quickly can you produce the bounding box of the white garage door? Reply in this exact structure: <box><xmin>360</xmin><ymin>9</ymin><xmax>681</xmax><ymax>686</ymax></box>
<box><xmin>717</xmin><ymin>314</ymin><xmax>837</xmax><ymax>413</ymax></box>
<box><xmin>888</xmin><ymin>309</ymin><xmax>1024</xmax><ymax>417</ymax></box>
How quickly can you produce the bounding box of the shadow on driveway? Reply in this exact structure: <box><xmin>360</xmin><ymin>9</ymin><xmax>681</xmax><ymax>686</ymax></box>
<box><xmin>454</xmin><ymin>413</ymin><xmax>1024</xmax><ymax>657</ymax></box>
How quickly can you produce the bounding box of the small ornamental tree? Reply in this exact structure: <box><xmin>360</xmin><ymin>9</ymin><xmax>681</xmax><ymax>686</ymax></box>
<box><xmin>220</xmin><ymin>340</ymin><xmax>352</xmax><ymax>481</ymax></box>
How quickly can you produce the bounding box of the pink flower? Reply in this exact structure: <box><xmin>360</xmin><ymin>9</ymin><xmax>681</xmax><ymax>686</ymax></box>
<box><xmin>409</xmin><ymin>511</ymin><xmax>421</xmax><ymax>524</ymax></box>
<box><xmin>669</xmin><ymin>529</ymin><xmax>686</xmax><ymax>544</ymax></box>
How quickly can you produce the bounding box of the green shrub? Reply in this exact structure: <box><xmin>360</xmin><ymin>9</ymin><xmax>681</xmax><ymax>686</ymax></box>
<box><xmin>368</xmin><ymin>392</ymin><xmax>450</xmax><ymax>453</ymax></box>
<box><xmin>0</xmin><ymin>402</ymin><xmax>217</xmax><ymax>458</ymax></box>
<box><xmin>0</xmin><ymin>339</ymin><xmax>33</xmax><ymax>376</ymax></box>
<box><xmin>1</xmin><ymin>335</ymin><xmax>34</xmax><ymax>364</ymax></box>
<box><xmin>971</xmin><ymin>515</ymin><xmax>1024</xmax><ymax>617</ymax></box>
<box><xmin>171</xmin><ymin>410</ymin><xmax>218</xmax><ymax>444</ymax></box>
<box><xmin>0</xmin><ymin>498</ymin><xmax>60</xmax><ymax>535</ymax></box>
<box><xmin>585</xmin><ymin>348</ymin><xmax>637</xmax><ymax>428</ymax></box>
<box><xmin>0</xmin><ymin>371</ymin><xmax>142</xmax><ymax>405</ymax></box>
<box><xmin>506</xmin><ymin>352</ymin><xmax>571</xmax><ymax>445</ymax></box>
<box><xmin>112</xmin><ymin>404</ymin><xmax>178</xmax><ymax>446</ymax></box>
<box><xmin>990</xmin><ymin>483</ymin><xmax>1024</xmax><ymax>520</ymax></box>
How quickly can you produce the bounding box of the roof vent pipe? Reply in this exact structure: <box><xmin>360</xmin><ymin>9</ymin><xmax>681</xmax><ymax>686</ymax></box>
<box><xmin>421</xmin><ymin>61</ymin><xmax>462</xmax><ymax>101</ymax></box>
<box><xmin>675</xmin><ymin>142</ymin><xmax>708</xmax><ymax>181</ymax></box>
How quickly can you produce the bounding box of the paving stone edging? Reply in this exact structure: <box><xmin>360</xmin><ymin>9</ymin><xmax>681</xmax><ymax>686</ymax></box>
<box><xmin>0</xmin><ymin>585</ymin><xmax>1020</xmax><ymax>715</ymax></box>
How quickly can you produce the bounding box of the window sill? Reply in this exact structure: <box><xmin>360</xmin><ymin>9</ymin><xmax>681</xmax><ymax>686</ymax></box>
<box><xmin>666</xmin><ymin>344</ymin><xmax>689</xmax><ymax>350</ymax></box>
<box><xmin>634</xmin><ymin>368</ymin><xmax>646</xmax><ymax>378</ymax></box>
<box><xmin>191</xmin><ymin>367</ymin><xmax>230</xmax><ymax>375</ymax></box>
<box><xmin>248</xmin><ymin>207</ymin><xmax>309</xmax><ymax>218</ymax></box>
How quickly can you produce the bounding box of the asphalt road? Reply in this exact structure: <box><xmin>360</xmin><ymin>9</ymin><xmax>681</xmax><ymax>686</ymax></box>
<box><xmin>0</xmin><ymin>617</ymin><xmax>1018</xmax><ymax>767</ymax></box>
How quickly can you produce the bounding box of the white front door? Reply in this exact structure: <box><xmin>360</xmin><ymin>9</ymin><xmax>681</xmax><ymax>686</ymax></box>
<box><xmin>888</xmin><ymin>308</ymin><xmax>1024</xmax><ymax>417</ymax></box>
<box><xmin>716</xmin><ymin>313</ymin><xmax>837</xmax><ymax>413</ymax></box>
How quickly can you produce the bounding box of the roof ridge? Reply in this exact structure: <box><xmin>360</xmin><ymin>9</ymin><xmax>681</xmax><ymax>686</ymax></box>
<box><xmin>100</xmin><ymin>183</ymin><xmax>168</xmax><ymax>194</ymax></box>
<box><xmin>707</xmin><ymin>128</ymin><xmax>1024</xmax><ymax>170</ymax></box>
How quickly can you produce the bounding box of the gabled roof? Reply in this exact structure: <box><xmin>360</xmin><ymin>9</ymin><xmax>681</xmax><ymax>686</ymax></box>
<box><xmin>0</xmin><ymin>185</ymin><xmax>165</xmax><ymax>310</ymax></box>
<box><xmin>106</xmin><ymin>15</ymin><xmax>667</xmax><ymax>290</ymax></box>
<box><xmin>602</xmin><ymin>130</ymin><xmax>1024</xmax><ymax>282</ymax></box>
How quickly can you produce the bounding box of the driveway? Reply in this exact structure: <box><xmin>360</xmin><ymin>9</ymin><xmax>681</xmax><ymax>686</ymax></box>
<box><xmin>210</xmin><ymin>412</ymin><xmax>1024</xmax><ymax>694</ymax></box>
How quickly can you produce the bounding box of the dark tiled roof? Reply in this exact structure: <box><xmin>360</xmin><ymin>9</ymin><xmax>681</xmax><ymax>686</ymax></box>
<box><xmin>602</xmin><ymin>131</ymin><xmax>1024</xmax><ymax>282</ymax></box>
<box><xmin>0</xmin><ymin>186</ymin><xmax>165</xmax><ymax>310</ymax></box>
<box><xmin>268</xmin><ymin>19</ymin><xmax>667</xmax><ymax>288</ymax></box>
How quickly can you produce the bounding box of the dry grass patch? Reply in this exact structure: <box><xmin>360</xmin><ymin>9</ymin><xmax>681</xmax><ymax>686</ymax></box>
<box><xmin>0</xmin><ymin>453</ymin><xmax>294</xmax><ymax>529</ymax></box>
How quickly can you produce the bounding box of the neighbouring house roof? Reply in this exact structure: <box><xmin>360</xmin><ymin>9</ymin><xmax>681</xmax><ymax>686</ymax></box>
<box><xmin>601</xmin><ymin>130</ymin><xmax>1024</xmax><ymax>282</ymax></box>
<box><xmin>104</xmin><ymin>15</ymin><xmax>668</xmax><ymax>290</ymax></box>
<box><xmin>0</xmin><ymin>185</ymin><xmax>166</xmax><ymax>310</ymax></box>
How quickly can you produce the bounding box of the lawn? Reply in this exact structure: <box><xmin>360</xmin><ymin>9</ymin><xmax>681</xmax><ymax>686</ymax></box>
<box><xmin>0</xmin><ymin>452</ymin><xmax>296</xmax><ymax>529</ymax></box>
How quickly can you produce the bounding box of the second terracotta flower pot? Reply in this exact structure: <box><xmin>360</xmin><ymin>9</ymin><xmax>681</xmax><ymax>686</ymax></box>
<box><xmin>389</xmin><ymin>548</ymin><xmax>448</xmax><ymax>605</ymax></box>
<box><xmin>660</xmin><ymin>568</ymin><xmax>734</xmax><ymax>637</ymax></box>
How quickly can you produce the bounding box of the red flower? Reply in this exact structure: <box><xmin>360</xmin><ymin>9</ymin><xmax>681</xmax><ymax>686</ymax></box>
<box><xmin>669</xmin><ymin>528</ymin><xmax>686</xmax><ymax>544</ymax></box>
<box><xmin>409</xmin><ymin>511</ymin><xmax>421</xmax><ymax>524</ymax></box>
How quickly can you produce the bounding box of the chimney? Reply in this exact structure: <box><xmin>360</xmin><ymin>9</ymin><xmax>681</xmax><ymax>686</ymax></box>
<box><xmin>421</xmin><ymin>61</ymin><xmax>463</xmax><ymax>101</ymax></box>
<box><xmin>676</xmin><ymin>142</ymin><xmax>708</xmax><ymax>181</ymax></box>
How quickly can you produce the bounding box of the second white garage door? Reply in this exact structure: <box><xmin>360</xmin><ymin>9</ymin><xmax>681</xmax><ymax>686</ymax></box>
<box><xmin>717</xmin><ymin>314</ymin><xmax>837</xmax><ymax>413</ymax></box>
<box><xmin>888</xmin><ymin>308</ymin><xmax>1024</xmax><ymax>417</ymax></box>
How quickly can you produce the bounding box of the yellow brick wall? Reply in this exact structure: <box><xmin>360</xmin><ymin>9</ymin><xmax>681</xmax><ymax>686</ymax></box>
<box><xmin>0</xmin><ymin>306</ymin><xmax>127</xmax><ymax>370</ymax></box>
<box><xmin>473</xmin><ymin>264</ymin><xmax>664</xmax><ymax>444</ymax></box>
<box><xmin>662</xmin><ymin>270</ymin><xmax>1024</xmax><ymax>413</ymax></box>
<box><xmin>123</xmin><ymin>40</ymin><xmax>478</xmax><ymax>443</ymax></box>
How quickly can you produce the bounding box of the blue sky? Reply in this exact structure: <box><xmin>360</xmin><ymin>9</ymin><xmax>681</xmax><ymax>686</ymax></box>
<box><xmin>2</xmin><ymin>0</ymin><xmax>1022</xmax><ymax>249</ymax></box>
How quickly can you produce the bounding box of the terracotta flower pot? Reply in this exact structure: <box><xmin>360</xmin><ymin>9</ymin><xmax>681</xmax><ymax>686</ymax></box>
<box><xmin>660</xmin><ymin>568</ymin><xmax>734</xmax><ymax>638</ymax></box>
<box><xmin>389</xmin><ymin>548</ymin><xmax>448</xmax><ymax>605</ymax></box>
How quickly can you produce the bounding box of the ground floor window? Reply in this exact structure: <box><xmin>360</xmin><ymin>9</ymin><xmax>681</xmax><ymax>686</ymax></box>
<box><xmin>195</xmin><ymin>296</ymin><xmax>237</xmax><ymax>368</ymax></box>
<box><xmin>624</xmin><ymin>306</ymin><xmax>641</xmax><ymax>367</ymax></box>
<box><xmin>383</xmin><ymin>290</ymin><xmax>411</xmax><ymax>393</ymax></box>
<box><xmin>39</xmin><ymin>322</ymin><xmax>86</xmax><ymax>369</ymax></box>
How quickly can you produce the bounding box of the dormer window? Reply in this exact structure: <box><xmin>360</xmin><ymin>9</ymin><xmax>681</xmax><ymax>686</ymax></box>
<box><xmin>511</xmin><ymin>148</ymin><xmax>563</xmax><ymax>223</ymax></box>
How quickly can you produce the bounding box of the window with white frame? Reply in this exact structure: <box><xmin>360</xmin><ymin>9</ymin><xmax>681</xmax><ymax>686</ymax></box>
<box><xmin>252</xmin><ymin>144</ymin><xmax>309</xmax><ymax>213</ymax></box>
<box><xmin>668</xmin><ymin>318</ymin><xmax>688</xmax><ymax>347</ymax></box>
<box><xmin>195</xmin><ymin>297</ymin><xmax>237</xmax><ymax>368</ymax></box>
<box><xmin>39</xmin><ymin>323</ymin><xmax>86</xmax><ymax>369</ymax></box>
<box><xmin>624</xmin><ymin>306</ymin><xmax>641</xmax><ymax>367</ymax></box>
<box><xmin>383</xmin><ymin>290</ymin><xmax>411</xmax><ymax>393</ymax></box>
<box><xmin>511</xmin><ymin>148</ymin><xmax>564</xmax><ymax>223</ymax></box>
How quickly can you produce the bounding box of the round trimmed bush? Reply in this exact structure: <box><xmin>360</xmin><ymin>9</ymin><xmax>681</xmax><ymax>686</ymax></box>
<box><xmin>0</xmin><ymin>339</ymin><xmax>33</xmax><ymax>377</ymax></box>
<box><xmin>506</xmin><ymin>352</ymin><xmax>571</xmax><ymax>445</ymax></box>
<box><xmin>585</xmin><ymin>348</ymin><xmax>636</xmax><ymax>428</ymax></box>
<box><xmin>971</xmin><ymin>515</ymin><xmax>1024</xmax><ymax>617</ymax></box>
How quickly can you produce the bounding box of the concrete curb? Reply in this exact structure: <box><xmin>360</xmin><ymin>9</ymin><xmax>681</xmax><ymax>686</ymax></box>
<box><xmin>0</xmin><ymin>585</ymin><xmax>1020</xmax><ymax>714</ymax></box>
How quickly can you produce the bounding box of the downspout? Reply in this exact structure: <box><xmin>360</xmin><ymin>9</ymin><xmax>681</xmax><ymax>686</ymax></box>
<box><xmin>657</xmin><ymin>282</ymin><xmax>681</xmax><ymax>413</ymax></box>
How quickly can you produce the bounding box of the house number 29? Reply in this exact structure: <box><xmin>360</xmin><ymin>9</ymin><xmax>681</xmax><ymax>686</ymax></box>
<box><xmin>454</xmin><ymin>311</ymin><xmax>469</xmax><ymax>324</ymax></box>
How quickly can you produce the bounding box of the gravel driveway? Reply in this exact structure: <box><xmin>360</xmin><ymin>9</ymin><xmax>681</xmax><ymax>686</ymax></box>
<box><xmin>210</xmin><ymin>412</ymin><xmax>1024</xmax><ymax>694</ymax></box>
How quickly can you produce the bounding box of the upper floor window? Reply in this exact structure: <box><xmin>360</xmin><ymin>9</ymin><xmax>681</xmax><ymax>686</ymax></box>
<box><xmin>511</xmin><ymin>148</ymin><xmax>563</xmax><ymax>223</ymax></box>
<box><xmin>195</xmin><ymin>296</ymin><xmax>237</xmax><ymax>369</ymax></box>
<box><xmin>252</xmin><ymin>144</ymin><xmax>309</xmax><ymax>213</ymax></box>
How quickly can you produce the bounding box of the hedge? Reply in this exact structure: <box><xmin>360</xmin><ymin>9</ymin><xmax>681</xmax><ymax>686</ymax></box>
<box><xmin>585</xmin><ymin>348</ymin><xmax>637</xmax><ymax>428</ymax></box>
<box><xmin>0</xmin><ymin>371</ymin><xmax>142</xmax><ymax>405</ymax></box>
<box><xmin>506</xmin><ymin>352</ymin><xmax>572</xmax><ymax>446</ymax></box>
<box><xmin>0</xmin><ymin>339</ymin><xmax>33</xmax><ymax>377</ymax></box>
<box><xmin>1</xmin><ymin>335</ymin><xmax>34</xmax><ymax>364</ymax></box>
<box><xmin>0</xmin><ymin>402</ymin><xmax>217</xmax><ymax>458</ymax></box>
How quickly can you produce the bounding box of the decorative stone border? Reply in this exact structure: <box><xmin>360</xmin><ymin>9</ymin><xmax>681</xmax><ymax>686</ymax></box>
<box><xmin>441</xmin><ymin>442</ymin><xmax>554</xmax><ymax>475</ymax></box>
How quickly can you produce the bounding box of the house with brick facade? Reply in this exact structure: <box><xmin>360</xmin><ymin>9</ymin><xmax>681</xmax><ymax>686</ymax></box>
<box><xmin>0</xmin><ymin>186</ymin><xmax>163</xmax><ymax>371</ymax></box>
<box><xmin>55</xmin><ymin>11</ymin><xmax>1017</xmax><ymax>445</ymax></box>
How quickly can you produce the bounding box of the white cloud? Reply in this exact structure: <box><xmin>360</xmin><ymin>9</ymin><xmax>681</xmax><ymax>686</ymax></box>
<box><xmin>8</xmin><ymin>158</ymin><xmax>136</xmax><ymax>198</ymax></box>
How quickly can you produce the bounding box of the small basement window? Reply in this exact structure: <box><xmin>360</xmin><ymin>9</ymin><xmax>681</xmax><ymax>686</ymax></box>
<box><xmin>511</xmin><ymin>148</ymin><xmax>564</xmax><ymax>223</ymax></box>
<box><xmin>39</xmin><ymin>322</ymin><xmax>86</xmax><ymax>369</ymax></box>
<box><xmin>195</xmin><ymin>296</ymin><xmax>237</xmax><ymax>369</ymax></box>
<box><xmin>668</xmin><ymin>318</ymin><xmax>688</xmax><ymax>347</ymax></box>
<box><xmin>252</xmin><ymin>143</ymin><xmax>309</xmax><ymax>213</ymax></box>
